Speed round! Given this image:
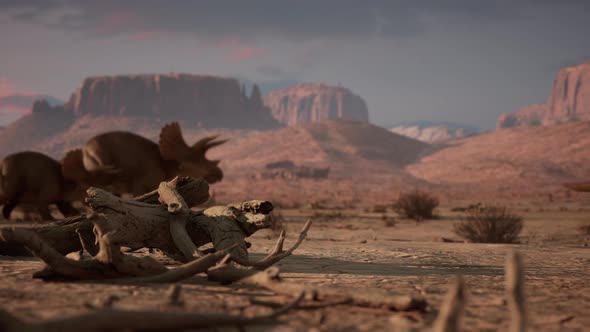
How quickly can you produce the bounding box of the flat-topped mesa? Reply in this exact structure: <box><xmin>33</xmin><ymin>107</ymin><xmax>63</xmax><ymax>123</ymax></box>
<box><xmin>497</xmin><ymin>62</ymin><xmax>590</xmax><ymax>128</ymax></box>
<box><xmin>63</xmin><ymin>74</ymin><xmax>280</xmax><ymax>129</ymax></box>
<box><xmin>263</xmin><ymin>82</ymin><xmax>369</xmax><ymax>126</ymax></box>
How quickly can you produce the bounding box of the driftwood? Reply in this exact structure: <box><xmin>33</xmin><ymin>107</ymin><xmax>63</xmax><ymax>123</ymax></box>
<box><xmin>0</xmin><ymin>220</ymin><xmax>231</xmax><ymax>282</ymax></box>
<box><xmin>0</xmin><ymin>176</ymin><xmax>310</xmax><ymax>281</ymax></box>
<box><xmin>207</xmin><ymin>265</ymin><xmax>427</xmax><ymax>312</ymax></box>
<box><xmin>0</xmin><ymin>176</ymin><xmax>211</xmax><ymax>256</ymax></box>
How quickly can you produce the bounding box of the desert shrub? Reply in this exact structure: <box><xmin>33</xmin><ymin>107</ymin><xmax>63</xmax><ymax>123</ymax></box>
<box><xmin>393</xmin><ymin>190</ymin><xmax>439</xmax><ymax>221</ymax></box>
<box><xmin>453</xmin><ymin>205</ymin><xmax>523</xmax><ymax>243</ymax></box>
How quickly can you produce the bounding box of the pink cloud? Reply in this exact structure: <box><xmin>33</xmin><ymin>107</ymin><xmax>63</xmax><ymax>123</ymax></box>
<box><xmin>0</xmin><ymin>104</ymin><xmax>29</xmax><ymax>115</ymax></box>
<box><xmin>128</xmin><ymin>30</ymin><xmax>166</xmax><ymax>42</ymax></box>
<box><xmin>216</xmin><ymin>39</ymin><xmax>268</xmax><ymax>63</ymax></box>
<box><xmin>225</xmin><ymin>46</ymin><xmax>267</xmax><ymax>62</ymax></box>
<box><xmin>0</xmin><ymin>78</ymin><xmax>36</xmax><ymax>98</ymax></box>
<box><xmin>0</xmin><ymin>77</ymin><xmax>44</xmax><ymax>117</ymax></box>
<box><xmin>0</xmin><ymin>78</ymin><xmax>14</xmax><ymax>98</ymax></box>
<box><xmin>96</xmin><ymin>10</ymin><xmax>142</xmax><ymax>35</ymax></box>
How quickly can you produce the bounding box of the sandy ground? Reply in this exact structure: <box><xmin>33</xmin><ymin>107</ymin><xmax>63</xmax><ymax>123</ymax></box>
<box><xmin>0</xmin><ymin>203</ymin><xmax>588</xmax><ymax>331</ymax></box>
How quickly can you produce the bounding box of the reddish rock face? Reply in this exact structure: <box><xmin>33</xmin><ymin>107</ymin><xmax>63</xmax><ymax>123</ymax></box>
<box><xmin>497</xmin><ymin>62</ymin><xmax>590</xmax><ymax>128</ymax></box>
<box><xmin>263</xmin><ymin>83</ymin><xmax>369</xmax><ymax>126</ymax></box>
<box><xmin>546</xmin><ymin>62</ymin><xmax>590</xmax><ymax>121</ymax></box>
<box><xmin>63</xmin><ymin>74</ymin><xmax>280</xmax><ymax>129</ymax></box>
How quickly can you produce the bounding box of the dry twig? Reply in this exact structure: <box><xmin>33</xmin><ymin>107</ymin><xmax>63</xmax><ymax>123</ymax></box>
<box><xmin>432</xmin><ymin>276</ymin><xmax>465</xmax><ymax>332</ymax></box>
<box><xmin>506</xmin><ymin>251</ymin><xmax>527</xmax><ymax>332</ymax></box>
<box><xmin>228</xmin><ymin>220</ymin><xmax>312</xmax><ymax>269</ymax></box>
<box><xmin>208</xmin><ymin>266</ymin><xmax>427</xmax><ymax>312</ymax></box>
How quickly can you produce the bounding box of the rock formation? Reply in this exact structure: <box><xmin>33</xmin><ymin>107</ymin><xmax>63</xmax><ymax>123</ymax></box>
<box><xmin>389</xmin><ymin>122</ymin><xmax>478</xmax><ymax>144</ymax></box>
<box><xmin>0</xmin><ymin>106</ymin><xmax>74</xmax><ymax>158</ymax></box>
<box><xmin>263</xmin><ymin>83</ymin><xmax>369</xmax><ymax>126</ymax></box>
<box><xmin>63</xmin><ymin>74</ymin><xmax>280</xmax><ymax>129</ymax></box>
<box><xmin>497</xmin><ymin>62</ymin><xmax>590</xmax><ymax>128</ymax></box>
<box><xmin>0</xmin><ymin>94</ymin><xmax>63</xmax><ymax>126</ymax></box>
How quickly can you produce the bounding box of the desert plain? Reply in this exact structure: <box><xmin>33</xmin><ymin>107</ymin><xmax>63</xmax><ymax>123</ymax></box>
<box><xmin>1</xmin><ymin>193</ymin><xmax>588</xmax><ymax>331</ymax></box>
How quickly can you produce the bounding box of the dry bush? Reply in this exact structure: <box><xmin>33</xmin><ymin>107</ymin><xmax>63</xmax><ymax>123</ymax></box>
<box><xmin>393</xmin><ymin>190</ymin><xmax>439</xmax><ymax>221</ymax></box>
<box><xmin>453</xmin><ymin>205</ymin><xmax>523</xmax><ymax>243</ymax></box>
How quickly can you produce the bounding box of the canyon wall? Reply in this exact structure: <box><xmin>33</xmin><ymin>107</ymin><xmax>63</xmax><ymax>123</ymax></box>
<box><xmin>497</xmin><ymin>62</ymin><xmax>590</xmax><ymax>128</ymax></box>
<box><xmin>263</xmin><ymin>83</ymin><xmax>369</xmax><ymax>126</ymax></box>
<box><xmin>63</xmin><ymin>74</ymin><xmax>279</xmax><ymax>129</ymax></box>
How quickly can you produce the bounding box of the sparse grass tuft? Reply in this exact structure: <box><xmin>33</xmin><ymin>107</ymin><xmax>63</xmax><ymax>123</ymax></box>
<box><xmin>393</xmin><ymin>190</ymin><xmax>439</xmax><ymax>221</ymax></box>
<box><xmin>453</xmin><ymin>205</ymin><xmax>523</xmax><ymax>243</ymax></box>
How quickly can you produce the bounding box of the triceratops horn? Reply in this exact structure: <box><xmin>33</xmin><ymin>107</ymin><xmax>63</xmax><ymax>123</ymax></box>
<box><xmin>192</xmin><ymin>136</ymin><xmax>228</xmax><ymax>155</ymax></box>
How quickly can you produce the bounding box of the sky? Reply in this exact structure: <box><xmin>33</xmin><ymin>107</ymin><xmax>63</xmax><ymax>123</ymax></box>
<box><xmin>0</xmin><ymin>1</ymin><xmax>589</xmax><ymax>129</ymax></box>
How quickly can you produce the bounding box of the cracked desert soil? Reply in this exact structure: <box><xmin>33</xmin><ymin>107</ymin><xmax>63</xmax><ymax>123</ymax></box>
<box><xmin>1</xmin><ymin>203</ymin><xmax>588</xmax><ymax>331</ymax></box>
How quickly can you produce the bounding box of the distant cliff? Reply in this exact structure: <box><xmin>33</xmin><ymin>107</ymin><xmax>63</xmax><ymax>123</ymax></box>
<box><xmin>263</xmin><ymin>83</ymin><xmax>369</xmax><ymax>126</ymax></box>
<box><xmin>389</xmin><ymin>121</ymin><xmax>479</xmax><ymax>144</ymax></box>
<box><xmin>497</xmin><ymin>62</ymin><xmax>590</xmax><ymax>128</ymax></box>
<box><xmin>63</xmin><ymin>74</ymin><xmax>280</xmax><ymax>129</ymax></box>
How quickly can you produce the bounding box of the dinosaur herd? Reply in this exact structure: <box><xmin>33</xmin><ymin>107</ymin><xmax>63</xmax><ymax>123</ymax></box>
<box><xmin>0</xmin><ymin>122</ymin><xmax>226</xmax><ymax>220</ymax></box>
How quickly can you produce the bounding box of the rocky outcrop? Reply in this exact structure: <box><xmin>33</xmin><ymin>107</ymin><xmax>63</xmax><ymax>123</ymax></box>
<box><xmin>389</xmin><ymin>122</ymin><xmax>479</xmax><ymax>144</ymax></box>
<box><xmin>31</xmin><ymin>99</ymin><xmax>65</xmax><ymax>114</ymax></box>
<box><xmin>497</xmin><ymin>104</ymin><xmax>547</xmax><ymax>128</ymax></box>
<box><xmin>546</xmin><ymin>62</ymin><xmax>590</xmax><ymax>121</ymax></box>
<box><xmin>63</xmin><ymin>74</ymin><xmax>280</xmax><ymax>129</ymax></box>
<box><xmin>254</xmin><ymin>160</ymin><xmax>330</xmax><ymax>180</ymax></box>
<box><xmin>0</xmin><ymin>105</ymin><xmax>74</xmax><ymax>158</ymax></box>
<box><xmin>0</xmin><ymin>95</ymin><xmax>63</xmax><ymax>126</ymax></box>
<box><xmin>263</xmin><ymin>83</ymin><xmax>369</xmax><ymax>126</ymax></box>
<box><xmin>497</xmin><ymin>62</ymin><xmax>590</xmax><ymax>128</ymax></box>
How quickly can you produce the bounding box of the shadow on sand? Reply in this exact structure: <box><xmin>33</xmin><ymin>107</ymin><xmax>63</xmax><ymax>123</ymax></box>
<box><xmin>252</xmin><ymin>254</ymin><xmax>504</xmax><ymax>277</ymax></box>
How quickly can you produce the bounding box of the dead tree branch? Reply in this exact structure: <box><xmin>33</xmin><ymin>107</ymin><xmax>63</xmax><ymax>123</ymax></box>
<box><xmin>229</xmin><ymin>220</ymin><xmax>312</xmax><ymax>269</ymax></box>
<box><xmin>157</xmin><ymin>181</ymin><xmax>204</xmax><ymax>260</ymax></box>
<box><xmin>506</xmin><ymin>251</ymin><xmax>527</xmax><ymax>332</ymax></box>
<box><xmin>1</xmin><ymin>176</ymin><xmax>306</xmax><ymax>281</ymax></box>
<box><xmin>0</xmin><ymin>177</ymin><xmax>211</xmax><ymax>257</ymax></box>
<box><xmin>0</xmin><ymin>293</ymin><xmax>304</xmax><ymax>332</ymax></box>
<box><xmin>0</xmin><ymin>226</ymin><xmax>230</xmax><ymax>282</ymax></box>
<box><xmin>432</xmin><ymin>276</ymin><xmax>465</xmax><ymax>332</ymax></box>
<box><xmin>208</xmin><ymin>266</ymin><xmax>427</xmax><ymax>312</ymax></box>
